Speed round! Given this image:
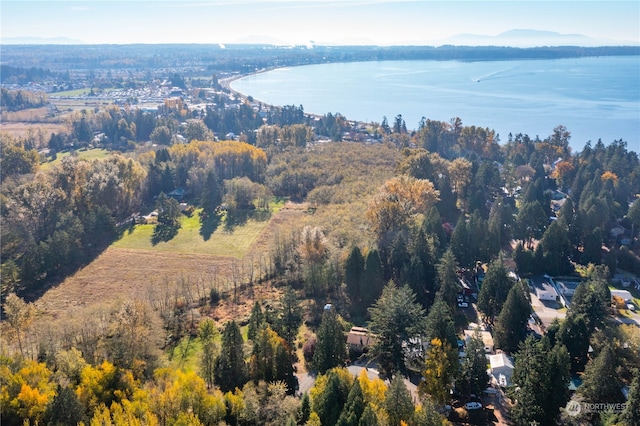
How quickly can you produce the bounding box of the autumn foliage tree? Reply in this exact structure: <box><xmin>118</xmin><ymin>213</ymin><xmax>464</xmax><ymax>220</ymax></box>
<box><xmin>366</xmin><ymin>175</ymin><xmax>439</xmax><ymax>261</ymax></box>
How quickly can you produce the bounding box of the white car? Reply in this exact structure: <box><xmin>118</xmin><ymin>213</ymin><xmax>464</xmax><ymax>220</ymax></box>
<box><xmin>464</xmin><ymin>401</ymin><xmax>482</xmax><ymax>410</ymax></box>
<box><xmin>458</xmin><ymin>302</ymin><xmax>469</xmax><ymax>308</ymax></box>
<box><xmin>628</xmin><ymin>303</ymin><xmax>636</xmax><ymax>312</ymax></box>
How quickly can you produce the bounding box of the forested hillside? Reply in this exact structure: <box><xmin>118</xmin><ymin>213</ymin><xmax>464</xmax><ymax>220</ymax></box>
<box><xmin>1</xmin><ymin>86</ymin><xmax>640</xmax><ymax>425</ymax></box>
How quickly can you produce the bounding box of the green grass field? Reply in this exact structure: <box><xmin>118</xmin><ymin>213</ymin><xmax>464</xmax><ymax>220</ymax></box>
<box><xmin>52</xmin><ymin>88</ymin><xmax>92</xmax><ymax>97</ymax></box>
<box><xmin>114</xmin><ymin>205</ymin><xmax>281</xmax><ymax>258</ymax></box>
<box><xmin>168</xmin><ymin>325</ymin><xmax>247</xmax><ymax>372</ymax></box>
<box><xmin>41</xmin><ymin>148</ymin><xmax>110</xmax><ymax>170</ymax></box>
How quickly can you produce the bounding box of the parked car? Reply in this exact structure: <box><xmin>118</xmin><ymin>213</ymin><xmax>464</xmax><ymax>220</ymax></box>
<box><xmin>464</xmin><ymin>401</ymin><xmax>483</xmax><ymax>410</ymax></box>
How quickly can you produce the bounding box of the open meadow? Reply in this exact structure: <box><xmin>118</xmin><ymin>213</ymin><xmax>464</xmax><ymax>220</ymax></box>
<box><xmin>113</xmin><ymin>206</ymin><xmax>281</xmax><ymax>258</ymax></box>
<box><xmin>39</xmin><ymin>147</ymin><xmax>111</xmax><ymax>170</ymax></box>
<box><xmin>33</xmin><ymin>202</ymin><xmax>306</xmax><ymax>323</ymax></box>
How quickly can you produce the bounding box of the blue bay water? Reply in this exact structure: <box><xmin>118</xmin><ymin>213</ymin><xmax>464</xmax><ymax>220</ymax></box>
<box><xmin>231</xmin><ymin>57</ymin><xmax>640</xmax><ymax>152</ymax></box>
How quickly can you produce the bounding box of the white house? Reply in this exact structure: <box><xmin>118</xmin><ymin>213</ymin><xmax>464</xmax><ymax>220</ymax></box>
<box><xmin>464</xmin><ymin>329</ymin><xmax>494</xmax><ymax>354</ymax></box>
<box><xmin>489</xmin><ymin>353</ymin><xmax>514</xmax><ymax>388</ymax></box>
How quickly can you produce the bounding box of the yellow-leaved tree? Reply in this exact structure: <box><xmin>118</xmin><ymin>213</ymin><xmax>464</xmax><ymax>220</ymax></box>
<box><xmin>418</xmin><ymin>338</ymin><xmax>458</xmax><ymax>406</ymax></box>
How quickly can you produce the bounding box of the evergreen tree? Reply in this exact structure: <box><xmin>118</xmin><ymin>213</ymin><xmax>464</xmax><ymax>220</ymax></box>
<box><xmin>515</xmin><ymin>201</ymin><xmax>548</xmax><ymax>249</ymax></box>
<box><xmin>405</xmin><ymin>228</ymin><xmax>437</xmax><ymax>309</ymax></box>
<box><xmin>412</xmin><ymin>398</ymin><xmax>445</xmax><ymax>426</ymax></box>
<box><xmin>620</xmin><ymin>369</ymin><xmax>640</xmax><ymax>425</ymax></box>
<box><xmin>424</xmin><ymin>298</ymin><xmax>457</xmax><ymax>349</ymax></box>
<box><xmin>493</xmin><ymin>281</ymin><xmax>531</xmax><ymax>353</ymax></box>
<box><xmin>276</xmin><ymin>286</ymin><xmax>303</xmax><ymax>353</ymax></box>
<box><xmin>201</xmin><ymin>169</ymin><xmax>222</xmax><ymax>214</ymax></box>
<box><xmin>385</xmin><ymin>374</ymin><xmax>414</xmax><ymax>426</ymax></box>
<box><xmin>422</xmin><ymin>206</ymin><xmax>446</xmax><ymax>254</ymax></box>
<box><xmin>214</xmin><ymin>321</ymin><xmax>247</xmax><ymax>392</ymax></box>
<box><xmin>569</xmin><ymin>266</ymin><xmax>611</xmax><ymax>334</ymax></box>
<box><xmin>298</xmin><ymin>392</ymin><xmax>311</xmax><ymax>425</ymax></box>
<box><xmin>539</xmin><ymin>219</ymin><xmax>573</xmax><ymax>276</ymax></box>
<box><xmin>456</xmin><ymin>329</ymin><xmax>490</xmax><ymax>398</ymax></box>
<box><xmin>477</xmin><ymin>258</ymin><xmax>513</xmax><ymax>324</ymax></box>
<box><xmin>361</xmin><ymin>250</ymin><xmax>384</xmax><ymax>310</ymax></box>
<box><xmin>43</xmin><ymin>385</ymin><xmax>87</xmax><ymax>426</ymax></box>
<box><xmin>247</xmin><ymin>300</ymin><xmax>264</xmax><ymax>342</ymax></box>
<box><xmin>345</xmin><ymin>246</ymin><xmax>365</xmax><ymax>310</ymax></box>
<box><xmin>358</xmin><ymin>404</ymin><xmax>379</xmax><ymax>426</ymax></box>
<box><xmin>336</xmin><ymin>378</ymin><xmax>365</xmax><ymax>426</ymax></box>
<box><xmin>542</xmin><ymin>340</ymin><xmax>571</xmax><ymax>424</ymax></box>
<box><xmin>488</xmin><ymin>195</ymin><xmax>513</xmax><ymax>249</ymax></box>
<box><xmin>558</xmin><ymin>313</ymin><xmax>591</xmax><ymax>372</ymax></box>
<box><xmin>450</xmin><ymin>215</ymin><xmax>471</xmax><ymax>268</ymax></box>
<box><xmin>313</xmin><ymin>308</ymin><xmax>347</xmax><ymax>374</ymax></box>
<box><xmin>512</xmin><ymin>241</ymin><xmax>533</xmax><ymax>274</ymax></box>
<box><xmin>532</xmin><ymin>242</ymin><xmax>545</xmax><ymax>274</ymax></box>
<box><xmin>312</xmin><ymin>369</ymin><xmax>351</xmax><ymax>426</ymax></box>
<box><xmin>368</xmin><ymin>282</ymin><xmax>427</xmax><ymax>377</ymax></box>
<box><xmin>581</xmin><ymin>226</ymin><xmax>603</xmax><ymax>265</ymax></box>
<box><xmin>509</xmin><ymin>336</ymin><xmax>547</xmax><ymax>426</ymax></box>
<box><xmin>435</xmin><ymin>249</ymin><xmax>460</xmax><ymax>312</ymax></box>
<box><xmin>249</xmin><ymin>325</ymin><xmax>297</xmax><ymax>392</ymax></box>
<box><xmin>579</xmin><ymin>345</ymin><xmax>623</xmax><ymax>404</ymax></box>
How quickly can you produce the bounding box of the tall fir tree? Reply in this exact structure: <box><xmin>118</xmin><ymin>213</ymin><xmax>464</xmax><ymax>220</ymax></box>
<box><xmin>435</xmin><ymin>249</ymin><xmax>460</xmax><ymax>313</ymax></box>
<box><xmin>312</xmin><ymin>308</ymin><xmax>347</xmax><ymax>374</ymax></box>
<box><xmin>578</xmin><ymin>345</ymin><xmax>623</xmax><ymax>404</ymax></box>
<box><xmin>276</xmin><ymin>286</ymin><xmax>303</xmax><ymax>353</ymax></box>
<box><xmin>368</xmin><ymin>282</ymin><xmax>427</xmax><ymax>377</ymax></box>
<box><xmin>385</xmin><ymin>374</ymin><xmax>415</xmax><ymax>426</ymax></box>
<box><xmin>336</xmin><ymin>377</ymin><xmax>365</xmax><ymax>426</ymax></box>
<box><xmin>345</xmin><ymin>246</ymin><xmax>365</xmax><ymax>311</ymax></box>
<box><xmin>493</xmin><ymin>281</ymin><xmax>531</xmax><ymax>353</ymax></box>
<box><xmin>247</xmin><ymin>300</ymin><xmax>264</xmax><ymax>342</ymax></box>
<box><xmin>361</xmin><ymin>250</ymin><xmax>384</xmax><ymax>310</ymax></box>
<box><xmin>620</xmin><ymin>368</ymin><xmax>640</xmax><ymax>425</ymax></box>
<box><xmin>456</xmin><ymin>329</ymin><xmax>490</xmax><ymax>398</ymax></box>
<box><xmin>214</xmin><ymin>320</ymin><xmax>247</xmax><ymax>392</ymax></box>
<box><xmin>477</xmin><ymin>257</ymin><xmax>513</xmax><ymax>324</ymax></box>
<box><xmin>424</xmin><ymin>298</ymin><xmax>457</xmax><ymax>349</ymax></box>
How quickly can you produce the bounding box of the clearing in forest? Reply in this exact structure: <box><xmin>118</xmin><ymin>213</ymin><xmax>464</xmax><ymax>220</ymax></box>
<box><xmin>113</xmin><ymin>205</ymin><xmax>281</xmax><ymax>258</ymax></box>
<box><xmin>34</xmin><ymin>202</ymin><xmax>305</xmax><ymax>320</ymax></box>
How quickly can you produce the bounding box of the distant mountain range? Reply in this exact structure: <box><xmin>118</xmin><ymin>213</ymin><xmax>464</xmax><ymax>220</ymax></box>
<box><xmin>2</xmin><ymin>30</ymin><xmax>637</xmax><ymax>47</ymax></box>
<box><xmin>2</xmin><ymin>36</ymin><xmax>84</xmax><ymax>45</ymax></box>
<box><xmin>425</xmin><ymin>29</ymin><xmax>639</xmax><ymax>48</ymax></box>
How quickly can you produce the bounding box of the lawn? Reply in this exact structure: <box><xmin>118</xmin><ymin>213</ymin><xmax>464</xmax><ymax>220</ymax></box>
<box><xmin>114</xmin><ymin>206</ymin><xmax>281</xmax><ymax>258</ymax></box>
<box><xmin>168</xmin><ymin>325</ymin><xmax>246</xmax><ymax>372</ymax></box>
<box><xmin>41</xmin><ymin>148</ymin><xmax>110</xmax><ymax>170</ymax></box>
<box><xmin>51</xmin><ymin>88</ymin><xmax>92</xmax><ymax>97</ymax></box>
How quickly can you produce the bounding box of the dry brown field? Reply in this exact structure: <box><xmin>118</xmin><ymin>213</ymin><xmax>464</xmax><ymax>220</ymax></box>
<box><xmin>0</xmin><ymin>121</ymin><xmax>68</xmax><ymax>138</ymax></box>
<box><xmin>0</xmin><ymin>106</ymin><xmax>68</xmax><ymax>139</ymax></box>
<box><xmin>33</xmin><ymin>202</ymin><xmax>307</xmax><ymax>325</ymax></box>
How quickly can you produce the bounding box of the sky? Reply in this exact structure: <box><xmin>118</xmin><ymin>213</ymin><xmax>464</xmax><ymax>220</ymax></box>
<box><xmin>2</xmin><ymin>1</ymin><xmax>639</xmax><ymax>46</ymax></box>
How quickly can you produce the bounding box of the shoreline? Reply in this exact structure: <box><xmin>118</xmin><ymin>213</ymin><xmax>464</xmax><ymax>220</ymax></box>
<box><xmin>221</xmin><ymin>66</ymin><xmax>351</xmax><ymax>125</ymax></box>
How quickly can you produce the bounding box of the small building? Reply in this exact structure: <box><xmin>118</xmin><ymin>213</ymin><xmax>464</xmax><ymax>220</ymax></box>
<box><xmin>464</xmin><ymin>329</ymin><xmax>494</xmax><ymax>354</ymax></box>
<box><xmin>346</xmin><ymin>327</ymin><xmax>376</xmax><ymax>353</ymax></box>
<box><xmin>533</xmin><ymin>276</ymin><xmax>559</xmax><ymax>302</ymax></box>
<box><xmin>167</xmin><ymin>188</ymin><xmax>185</xmax><ymax>201</ymax></box>
<box><xmin>611</xmin><ymin>289</ymin><xmax>633</xmax><ymax>302</ymax></box>
<box><xmin>489</xmin><ymin>353</ymin><xmax>514</xmax><ymax>388</ymax></box>
<box><xmin>556</xmin><ymin>280</ymin><xmax>581</xmax><ymax>297</ymax></box>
